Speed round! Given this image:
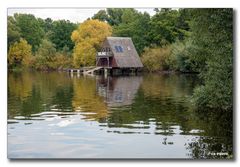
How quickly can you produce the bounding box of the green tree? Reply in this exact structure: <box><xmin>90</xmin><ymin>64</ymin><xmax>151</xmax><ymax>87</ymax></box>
<box><xmin>148</xmin><ymin>8</ymin><xmax>189</xmax><ymax>46</ymax></box>
<box><xmin>50</xmin><ymin>20</ymin><xmax>77</xmax><ymax>51</ymax></box>
<box><xmin>40</xmin><ymin>18</ymin><xmax>54</xmax><ymax>33</ymax></box>
<box><xmin>92</xmin><ymin>10</ymin><xmax>109</xmax><ymax>22</ymax></box>
<box><xmin>170</xmin><ymin>40</ymin><xmax>198</xmax><ymax>72</ymax></box>
<box><xmin>34</xmin><ymin>39</ymin><xmax>57</xmax><ymax>70</ymax></box>
<box><xmin>14</xmin><ymin>13</ymin><xmax>44</xmax><ymax>52</ymax></box>
<box><xmin>113</xmin><ymin>9</ymin><xmax>151</xmax><ymax>54</ymax></box>
<box><xmin>176</xmin><ymin>8</ymin><xmax>192</xmax><ymax>40</ymax></box>
<box><xmin>191</xmin><ymin>9</ymin><xmax>233</xmax><ymax>112</ymax></box>
<box><xmin>106</xmin><ymin>8</ymin><xmax>124</xmax><ymax>26</ymax></box>
<box><xmin>8</xmin><ymin>38</ymin><xmax>33</xmax><ymax>68</ymax></box>
<box><xmin>7</xmin><ymin>16</ymin><xmax>21</xmax><ymax>49</ymax></box>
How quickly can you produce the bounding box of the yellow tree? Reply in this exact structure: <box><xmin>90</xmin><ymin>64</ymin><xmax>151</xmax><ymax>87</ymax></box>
<box><xmin>71</xmin><ymin>19</ymin><xmax>112</xmax><ymax>67</ymax></box>
<box><xmin>8</xmin><ymin>38</ymin><xmax>33</xmax><ymax>68</ymax></box>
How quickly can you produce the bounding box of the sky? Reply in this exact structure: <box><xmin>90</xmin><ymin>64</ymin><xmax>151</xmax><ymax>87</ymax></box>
<box><xmin>7</xmin><ymin>8</ymin><xmax>156</xmax><ymax>23</ymax></box>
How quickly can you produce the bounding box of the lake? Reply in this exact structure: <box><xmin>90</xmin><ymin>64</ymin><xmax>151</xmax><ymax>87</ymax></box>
<box><xmin>7</xmin><ymin>71</ymin><xmax>233</xmax><ymax>159</ymax></box>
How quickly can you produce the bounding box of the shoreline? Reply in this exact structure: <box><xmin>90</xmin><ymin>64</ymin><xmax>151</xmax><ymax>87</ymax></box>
<box><xmin>8</xmin><ymin>67</ymin><xmax>200</xmax><ymax>75</ymax></box>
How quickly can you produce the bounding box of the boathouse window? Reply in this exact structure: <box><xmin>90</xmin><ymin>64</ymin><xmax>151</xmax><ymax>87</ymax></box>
<box><xmin>115</xmin><ymin>46</ymin><xmax>123</xmax><ymax>53</ymax></box>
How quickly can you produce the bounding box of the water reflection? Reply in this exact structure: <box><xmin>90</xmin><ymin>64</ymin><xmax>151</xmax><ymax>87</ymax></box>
<box><xmin>72</xmin><ymin>76</ymin><xmax>108</xmax><ymax>120</ymax></box>
<box><xmin>7</xmin><ymin>72</ymin><xmax>233</xmax><ymax>159</ymax></box>
<box><xmin>96</xmin><ymin>76</ymin><xmax>142</xmax><ymax>107</ymax></box>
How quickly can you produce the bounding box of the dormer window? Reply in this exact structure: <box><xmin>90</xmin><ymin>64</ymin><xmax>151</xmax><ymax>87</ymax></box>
<box><xmin>115</xmin><ymin>46</ymin><xmax>124</xmax><ymax>53</ymax></box>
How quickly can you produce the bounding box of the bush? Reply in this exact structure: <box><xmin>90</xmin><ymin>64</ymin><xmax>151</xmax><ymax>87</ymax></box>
<box><xmin>53</xmin><ymin>53</ymin><xmax>73</xmax><ymax>69</ymax></box>
<box><xmin>34</xmin><ymin>39</ymin><xmax>73</xmax><ymax>70</ymax></box>
<box><xmin>141</xmin><ymin>46</ymin><xmax>171</xmax><ymax>72</ymax></box>
<box><xmin>34</xmin><ymin>39</ymin><xmax>56</xmax><ymax>70</ymax></box>
<box><xmin>8</xmin><ymin>38</ymin><xmax>33</xmax><ymax>68</ymax></box>
<box><xmin>170</xmin><ymin>40</ymin><xmax>197</xmax><ymax>72</ymax></box>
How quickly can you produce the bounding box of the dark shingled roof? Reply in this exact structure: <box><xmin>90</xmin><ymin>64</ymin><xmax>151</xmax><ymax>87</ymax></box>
<box><xmin>106</xmin><ymin>37</ymin><xmax>143</xmax><ymax>68</ymax></box>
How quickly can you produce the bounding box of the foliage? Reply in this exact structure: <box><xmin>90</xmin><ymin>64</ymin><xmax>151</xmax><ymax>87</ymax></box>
<box><xmin>112</xmin><ymin>9</ymin><xmax>151</xmax><ymax>54</ymax></box>
<box><xmin>8</xmin><ymin>38</ymin><xmax>33</xmax><ymax>68</ymax></box>
<box><xmin>72</xmin><ymin>42</ymin><xmax>96</xmax><ymax>67</ymax></box>
<box><xmin>34</xmin><ymin>39</ymin><xmax>57</xmax><ymax>70</ymax></box>
<box><xmin>92</xmin><ymin>10</ymin><xmax>109</xmax><ymax>22</ymax></box>
<box><xmin>14</xmin><ymin>13</ymin><xmax>44</xmax><ymax>52</ymax></box>
<box><xmin>50</xmin><ymin>20</ymin><xmax>77</xmax><ymax>51</ymax></box>
<box><xmin>170</xmin><ymin>40</ymin><xmax>197</xmax><ymax>72</ymax></box>
<box><xmin>191</xmin><ymin>9</ymin><xmax>233</xmax><ymax>112</ymax></box>
<box><xmin>53</xmin><ymin>53</ymin><xmax>73</xmax><ymax>69</ymax></box>
<box><xmin>92</xmin><ymin>8</ymin><xmax>124</xmax><ymax>26</ymax></box>
<box><xmin>37</xmin><ymin>18</ymin><xmax>54</xmax><ymax>35</ymax></box>
<box><xmin>7</xmin><ymin>16</ymin><xmax>21</xmax><ymax>49</ymax></box>
<box><xmin>71</xmin><ymin>19</ymin><xmax>112</xmax><ymax>67</ymax></box>
<box><xmin>106</xmin><ymin>8</ymin><xmax>124</xmax><ymax>26</ymax></box>
<box><xmin>141</xmin><ymin>46</ymin><xmax>171</xmax><ymax>72</ymax></box>
<box><xmin>148</xmin><ymin>9</ymin><xmax>190</xmax><ymax>46</ymax></box>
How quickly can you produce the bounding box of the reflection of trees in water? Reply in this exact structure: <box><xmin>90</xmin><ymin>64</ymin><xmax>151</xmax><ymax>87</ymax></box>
<box><xmin>186</xmin><ymin>111</ymin><xmax>233</xmax><ymax>159</ymax></box>
<box><xmin>8</xmin><ymin>71</ymin><xmax>73</xmax><ymax>118</ymax></box>
<box><xmin>187</xmin><ymin>136</ymin><xmax>232</xmax><ymax>159</ymax></box>
<box><xmin>8</xmin><ymin>72</ymin><xmax>33</xmax><ymax>101</ymax></box>
<box><xmin>8</xmin><ymin>72</ymin><xmax>233</xmax><ymax>159</ymax></box>
<box><xmin>72</xmin><ymin>76</ymin><xmax>108</xmax><ymax>120</ymax></box>
<box><xmin>99</xmin><ymin>74</ymin><xmax>233</xmax><ymax>159</ymax></box>
<box><xmin>141</xmin><ymin>74</ymin><xmax>200</xmax><ymax>98</ymax></box>
<box><xmin>104</xmin><ymin>74</ymin><xmax>197</xmax><ymax>128</ymax></box>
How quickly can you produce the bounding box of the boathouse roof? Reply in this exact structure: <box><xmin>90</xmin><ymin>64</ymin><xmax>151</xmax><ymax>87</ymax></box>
<box><xmin>102</xmin><ymin>37</ymin><xmax>143</xmax><ymax>68</ymax></box>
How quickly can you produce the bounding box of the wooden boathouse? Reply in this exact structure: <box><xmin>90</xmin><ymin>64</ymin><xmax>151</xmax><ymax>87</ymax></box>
<box><xmin>95</xmin><ymin>37</ymin><xmax>143</xmax><ymax>75</ymax></box>
<box><xmin>66</xmin><ymin>37</ymin><xmax>143</xmax><ymax>75</ymax></box>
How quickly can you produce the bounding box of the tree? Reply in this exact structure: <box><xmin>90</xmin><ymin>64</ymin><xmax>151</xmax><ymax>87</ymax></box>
<box><xmin>112</xmin><ymin>9</ymin><xmax>151</xmax><ymax>54</ymax></box>
<box><xmin>148</xmin><ymin>9</ymin><xmax>189</xmax><ymax>46</ymax></box>
<box><xmin>191</xmin><ymin>9</ymin><xmax>233</xmax><ymax>112</ymax></box>
<box><xmin>35</xmin><ymin>39</ymin><xmax>57</xmax><ymax>69</ymax></box>
<box><xmin>8</xmin><ymin>38</ymin><xmax>33</xmax><ymax>68</ymax></box>
<box><xmin>71</xmin><ymin>19</ymin><xmax>112</xmax><ymax>67</ymax></box>
<box><xmin>50</xmin><ymin>20</ymin><xmax>77</xmax><ymax>51</ymax></box>
<box><xmin>7</xmin><ymin>16</ymin><xmax>21</xmax><ymax>49</ymax></box>
<box><xmin>92</xmin><ymin>10</ymin><xmax>109</xmax><ymax>22</ymax></box>
<box><xmin>39</xmin><ymin>18</ymin><xmax>54</xmax><ymax>33</ymax></box>
<box><xmin>176</xmin><ymin>8</ymin><xmax>192</xmax><ymax>40</ymax></box>
<box><xmin>106</xmin><ymin>8</ymin><xmax>124</xmax><ymax>26</ymax></box>
<box><xmin>14</xmin><ymin>13</ymin><xmax>44</xmax><ymax>52</ymax></box>
<box><xmin>72</xmin><ymin>42</ymin><xmax>96</xmax><ymax>67</ymax></box>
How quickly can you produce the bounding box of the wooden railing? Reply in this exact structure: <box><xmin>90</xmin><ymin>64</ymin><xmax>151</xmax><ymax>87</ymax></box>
<box><xmin>96</xmin><ymin>51</ymin><xmax>113</xmax><ymax>57</ymax></box>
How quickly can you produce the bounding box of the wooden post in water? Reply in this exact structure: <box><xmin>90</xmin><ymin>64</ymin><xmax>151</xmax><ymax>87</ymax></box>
<box><xmin>77</xmin><ymin>69</ymin><xmax>80</xmax><ymax>77</ymax></box>
<box><xmin>70</xmin><ymin>69</ymin><xmax>74</xmax><ymax>78</ymax></box>
<box><xmin>104</xmin><ymin>68</ymin><xmax>108</xmax><ymax>78</ymax></box>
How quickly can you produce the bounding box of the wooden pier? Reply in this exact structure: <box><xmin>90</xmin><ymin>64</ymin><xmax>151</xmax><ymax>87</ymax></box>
<box><xmin>64</xmin><ymin>66</ymin><xmax>96</xmax><ymax>74</ymax></box>
<box><xmin>64</xmin><ymin>66</ymin><xmax>142</xmax><ymax>76</ymax></box>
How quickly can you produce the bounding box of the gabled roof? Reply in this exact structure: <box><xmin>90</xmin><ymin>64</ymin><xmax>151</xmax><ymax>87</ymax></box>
<box><xmin>106</xmin><ymin>37</ymin><xmax>143</xmax><ymax>68</ymax></box>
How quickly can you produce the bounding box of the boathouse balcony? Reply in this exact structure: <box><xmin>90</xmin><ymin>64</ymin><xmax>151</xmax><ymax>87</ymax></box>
<box><xmin>96</xmin><ymin>51</ymin><xmax>113</xmax><ymax>57</ymax></box>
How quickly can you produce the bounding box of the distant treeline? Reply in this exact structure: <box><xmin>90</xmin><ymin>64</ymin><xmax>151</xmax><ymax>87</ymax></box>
<box><xmin>7</xmin><ymin>8</ymin><xmax>233</xmax><ymax>112</ymax></box>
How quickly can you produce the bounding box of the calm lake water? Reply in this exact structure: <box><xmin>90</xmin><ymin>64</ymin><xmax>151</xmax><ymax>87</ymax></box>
<box><xmin>7</xmin><ymin>71</ymin><xmax>233</xmax><ymax>159</ymax></box>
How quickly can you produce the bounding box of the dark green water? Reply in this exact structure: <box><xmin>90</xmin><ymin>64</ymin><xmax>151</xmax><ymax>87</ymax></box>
<box><xmin>7</xmin><ymin>71</ymin><xmax>233</xmax><ymax>159</ymax></box>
